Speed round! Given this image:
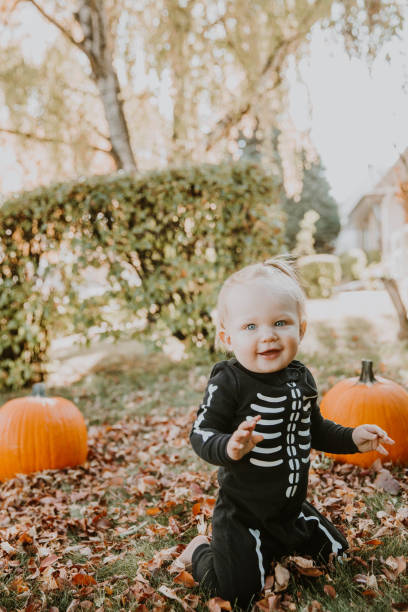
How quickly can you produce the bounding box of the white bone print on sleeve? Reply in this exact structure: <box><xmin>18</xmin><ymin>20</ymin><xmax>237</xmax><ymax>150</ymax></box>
<box><xmin>192</xmin><ymin>383</ymin><xmax>218</xmax><ymax>441</ymax></box>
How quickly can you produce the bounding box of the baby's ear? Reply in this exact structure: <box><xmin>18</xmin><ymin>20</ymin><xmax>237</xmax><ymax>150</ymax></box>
<box><xmin>299</xmin><ymin>320</ymin><xmax>307</xmax><ymax>340</ymax></box>
<box><xmin>218</xmin><ymin>330</ymin><xmax>230</xmax><ymax>347</ymax></box>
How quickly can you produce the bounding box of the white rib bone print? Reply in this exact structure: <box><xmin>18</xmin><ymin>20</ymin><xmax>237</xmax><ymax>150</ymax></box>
<box><xmin>249</xmin><ymin>391</ymin><xmax>285</xmax><ymax>467</ymax></box>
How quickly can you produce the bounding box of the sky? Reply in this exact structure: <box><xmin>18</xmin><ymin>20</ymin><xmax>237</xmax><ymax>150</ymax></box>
<box><xmin>289</xmin><ymin>25</ymin><xmax>408</xmax><ymax>211</ymax></box>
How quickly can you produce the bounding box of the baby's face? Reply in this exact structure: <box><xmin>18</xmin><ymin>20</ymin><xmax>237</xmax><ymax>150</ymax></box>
<box><xmin>219</xmin><ymin>280</ymin><xmax>306</xmax><ymax>374</ymax></box>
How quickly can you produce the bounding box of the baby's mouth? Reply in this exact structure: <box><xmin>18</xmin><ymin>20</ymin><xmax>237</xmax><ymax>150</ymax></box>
<box><xmin>258</xmin><ymin>348</ymin><xmax>281</xmax><ymax>357</ymax></box>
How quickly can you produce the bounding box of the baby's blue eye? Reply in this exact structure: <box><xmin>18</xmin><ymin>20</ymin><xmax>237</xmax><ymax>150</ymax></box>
<box><xmin>246</xmin><ymin>323</ymin><xmax>257</xmax><ymax>330</ymax></box>
<box><xmin>275</xmin><ymin>320</ymin><xmax>286</xmax><ymax>327</ymax></box>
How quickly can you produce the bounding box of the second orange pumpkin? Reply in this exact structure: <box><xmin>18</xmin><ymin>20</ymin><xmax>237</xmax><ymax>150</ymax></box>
<box><xmin>320</xmin><ymin>360</ymin><xmax>408</xmax><ymax>467</ymax></box>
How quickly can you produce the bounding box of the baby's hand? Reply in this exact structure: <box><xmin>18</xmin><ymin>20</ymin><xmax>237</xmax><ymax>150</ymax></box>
<box><xmin>352</xmin><ymin>424</ymin><xmax>395</xmax><ymax>455</ymax></box>
<box><xmin>226</xmin><ymin>415</ymin><xmax>264</xmax><ymax>461</ymax></box>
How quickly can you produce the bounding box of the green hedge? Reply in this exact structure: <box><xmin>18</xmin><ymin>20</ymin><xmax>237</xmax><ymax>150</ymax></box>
<box><xmin>0</xmin><ymin>162</ymin><xmax>285</xmax><ymax>389</ymax></box>
<box><xmin>297</xmin><ymin>254</ymin><xmax>341</xmax><ymax>299</ymax></box>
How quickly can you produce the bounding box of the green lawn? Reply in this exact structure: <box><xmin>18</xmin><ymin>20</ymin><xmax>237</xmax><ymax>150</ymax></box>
<box><xmin>0</xmin><ymin>315</ymin><xmax>407</xmax><ymax>611</ymax></box>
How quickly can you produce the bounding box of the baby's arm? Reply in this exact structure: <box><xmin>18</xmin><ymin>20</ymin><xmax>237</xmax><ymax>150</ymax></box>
<box><xmin>352</xmin><ymin>424</ymin><xmax>394</xmax><ymax>455</ymax></box>
<box><xmin>226</xmin><ymin>415</ymin><xmax>264</xmax><ymax>461</ymax></box>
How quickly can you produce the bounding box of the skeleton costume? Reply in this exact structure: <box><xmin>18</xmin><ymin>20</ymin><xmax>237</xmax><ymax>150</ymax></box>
<box><xmin>190</xmin><ymin>359</ymin><xmax>358</xmax><ymax>608</ymax></box>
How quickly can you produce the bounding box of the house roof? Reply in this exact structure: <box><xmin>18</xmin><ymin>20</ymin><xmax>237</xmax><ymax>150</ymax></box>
<box><xmin>347</xmin><ymin>148</ymin><xmax>408</xmax><ymax>225</ymax></box>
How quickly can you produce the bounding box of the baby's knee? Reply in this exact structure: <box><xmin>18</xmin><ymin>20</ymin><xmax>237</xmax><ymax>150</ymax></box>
<box><xmin>193</xmin><ymin>544</ymin><xmax>262</xmax><ymax>609</ymax></box>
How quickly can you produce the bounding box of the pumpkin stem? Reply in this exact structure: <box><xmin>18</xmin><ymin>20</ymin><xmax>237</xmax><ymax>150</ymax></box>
<box><xmin>32</xmin><ymin>383</ymin><xmax>46</xmax><ymax>397</ymax></box>
<box><xmin>358</xmin><ymin>360</ymin><xmax>377</xmax><ymax>385</ymax></box>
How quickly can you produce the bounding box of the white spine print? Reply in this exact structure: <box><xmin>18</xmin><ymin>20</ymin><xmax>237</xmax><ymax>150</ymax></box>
<box><xmin>192</xmin><ymin>383</ymin><xmax>218</xmax><ymax>441</ymax></box>
<box><xmin>249</xmin><ymin>391</ymin><xmax>287</xmax><ymax>467</ymax></box>
<box><xmin>285</xmin><ymin>383</ymin><xmax>302</xmax><ymax>498</ymax></box>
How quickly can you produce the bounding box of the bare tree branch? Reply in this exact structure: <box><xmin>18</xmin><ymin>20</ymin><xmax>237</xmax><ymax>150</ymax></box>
<box><xmin>205</xmin><ymin>2</ymin><xmax>326</xmax><ymax>151</ymax></box>
<box><xmin>0</xmin><ymin>127</ymin><xmax>111</xmax><ymax>153</ymax></box>
<box><xmin>25</xmin><ymin>0</ymin><xmax>85</xmax><ymax>52</ymax></box>
<box><xmin>382</xmin><ymin>276</ymin><xmax>408</xmax><ymax>340</ymax></box>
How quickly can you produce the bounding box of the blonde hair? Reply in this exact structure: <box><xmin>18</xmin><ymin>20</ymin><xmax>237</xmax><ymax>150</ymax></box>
<box><xmin>215</xmin><ymin>256</ymin><xmax>306</xmax><ymax>351</ymax></box>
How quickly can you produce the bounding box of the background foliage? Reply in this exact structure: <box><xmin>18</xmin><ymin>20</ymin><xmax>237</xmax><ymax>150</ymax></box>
<box><xmin>282</xmin><ymin>158</ymin><xmax>341</xmax><ymax>253</ymax></box>
<box><xmin>0</xmin><ymin>161</ymin><xmax>284</xmax><ymax>389</ymax></box>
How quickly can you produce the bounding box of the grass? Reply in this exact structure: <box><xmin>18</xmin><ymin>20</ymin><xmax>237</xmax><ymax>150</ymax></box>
<box><xmin>0</xmin><ymin>314</ymin><xmax>407</xmax><ymax>610</ymax></box>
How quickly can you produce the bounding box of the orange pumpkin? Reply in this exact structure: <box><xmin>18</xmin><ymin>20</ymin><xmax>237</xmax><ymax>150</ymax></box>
<box><xmin>320</xmin><ymin>360</ymin><xmax>408</xmax><ymax>467</ymax></box>
<box><xmin>0</xmin><ymin>383</ymin><xmax>88</xmax><ymax>481</ymax></box>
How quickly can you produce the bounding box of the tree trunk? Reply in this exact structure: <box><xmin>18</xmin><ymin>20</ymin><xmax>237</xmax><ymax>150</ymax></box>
<box><xmin>76</xmin><ymin>0</ymin><xmax>137</xmax><ymax>171</ymax></box>
<box><xmin>382</xmin><ymin>276</ymin><xmax>408</xmax><ymax>340</ymax></box>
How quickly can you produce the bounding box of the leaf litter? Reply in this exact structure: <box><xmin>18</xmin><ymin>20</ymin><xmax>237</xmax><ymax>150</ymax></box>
<box><xmin>0</xmin><ymin>401</ymin><xmax>407</xmax><ymax>610</ymax></box>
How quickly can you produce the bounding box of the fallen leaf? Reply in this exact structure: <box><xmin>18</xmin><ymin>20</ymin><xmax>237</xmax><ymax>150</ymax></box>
<box><xmin>373</xmin><ymin>469</ymin><xmax>400</xmax><ymax>495</ymax></box>
<box><xmin>192</xmin><ymin>502</ymin><xmax>201</xmax><ymax>515</ymax></box>
<box><xmin>207</xmin><ymin>597</ymin><xmax>232</xmax><ymax>611</ymax></box>
<box><xmin>274</xmin><ymin>563</ymin><xmax>290</xmax><ymax>592</ymax></box>
<box><xmin>0</xmin><ymin>542</ymin><xmax>15</xmax><ymax>554</ymax></box>
<box><xmin>173</xmin><ymin>570</ymin><xmax>198</xmax><ymax>587</ymax></box>
<box><xmin>72</xmin><ymin>574</ymin><xmax>97</xmax><ymax>586</ymax></box>
<box><xmin>255</xmin><ymin>593</ymin><xmax>282</xmax><ymax>611</ymax></box>
<box><xmin>323</xmin><ymin>584</ymin><xmax>336</xmax><ymax>598</ymax></box>
<box><xmin>146</xmin><ymin>507</ymin><xmax>160</xmax><ymax>516</ymax></box>
<box><xmin>264</xmin><ymin>574</ymin><xmax>275</xmax><ymax>590</ymax></box>
<box><xmin>362</xmin><ymin>589</ymin><xmax>378</xmax><ymax>599</ymax></box>
<box><xmin>290</xmin><ymin>556</ymin><xmax>315</xmax><ymax>569</ymax></box>
<box><xmin>307</xmin><ymin>601</ymin><xmax>323</xmax><ymax>611</ymax></box>
<box><xmin>354</xmin><ymin>573</ymin><xmax>369</xmax><ymax>584</ymax></box>
<box><xmin>385</xmin><ymin>556</ymin><xmax>406</xmax><ymax>576</ymax></box>
<box><xmin>364</xmin><ymin>539</ymin><xmax>383</xmax><ymax>548</ymax></box>
<box><xmin>391</xmin><ymin>603</ymin><xmax>408</xmax><ymax>611</ymax></box>
<box><xmin>159</xmin><ymin>585</ymin><xmax>195</xmax><ymax>611</ymax></box>
<box><xmin>40</xmin><ymin>554</ymin><xmax>59</xmax><ymax>569</ymax></box>
<box><xmin>296</xmin><ymin>567</ymin><xmax>324</xmax><ymax>577</ymax></box>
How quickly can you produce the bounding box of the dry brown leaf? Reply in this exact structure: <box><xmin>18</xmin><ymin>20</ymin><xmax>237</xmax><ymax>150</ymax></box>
<box><xmin>364</xmin><ymin>539</ymin><xmax>383</xmax><ymax>548</ymax></box>
<box><xmin>72</xmin><ymin>573</ymin><xmax>97</xmax><ymax>586</ymax></box>
<box><xmin>290</xmin><ymin>556</ymin><xmax>315</xmax><ymax>569</ymax></box>
<box><xmin>385</xmin><ymin>556</ymin><xmax>407</xmax><ymax>575</ymax></box>
<box><xmin>39</xmin><ymin>554</ymin><xmax>59</xmax><ymax>569</ymax></box>
<box><xmin>274</xmin><ymin>563</ymin><xmax>290</xmax><ymax>592</ymax></box>
<box><xmin>255</xmin><ymin>593</ymin><xmax>282</xmax><ymax>611</ymax></box>
<box><xmin>264</xmin><ymin>574</ymin><xmax>275</xmax><ymax>590</ymax></box>
<box><xmin>323</xmin><ymin>584</ymin><xmax>336</xmax><ymax>598</ymax></box>
<box><xmin>206</xmin><ymin>597</ymin><xmax>232</xmax><ymax>611</ymax></box>
<box><xmin>373</xmin><ymin>469</ymin><xmax>401</xmax><ymax>495</ymax></box>
<box><xmin>158</xmin><ymin>584</ymin><xmax>195</xmax><ymax>611</ymax></box>
<box><xmin>173</xmin><ymin>570</ymin><xmax>198</xmax><ymax>587</ymax></box>
<box><xmin>362</xmin><ymin>589</ymin><xmax>378</xmax><ymax>599</ymax></box>
<box><xmin>307</xmin><ymin>601</ymin><xmax>323</xmax><ymax>611</ymax></box>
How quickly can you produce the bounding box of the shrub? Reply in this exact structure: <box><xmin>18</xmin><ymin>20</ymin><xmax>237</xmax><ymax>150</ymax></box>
<box><xmin>0</xmin><ymin>162</ymin><xmax>285</xmax><ymax>389</ymax></box>
<box><xmin>297</xmin><ymin>254</ymin><xmax>341</xmax><ymax>299</ymax></box>
<box><xmin>340</xmin><ymin>248</ymin><xmax>368</xmax><ymax>281</ymax></box>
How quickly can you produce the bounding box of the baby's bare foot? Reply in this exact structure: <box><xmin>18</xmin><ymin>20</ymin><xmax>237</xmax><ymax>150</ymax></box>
<box><xmin>169</xmin><ymin>535</ymin><xmax>209</xmax><ymax>573</ymax></box>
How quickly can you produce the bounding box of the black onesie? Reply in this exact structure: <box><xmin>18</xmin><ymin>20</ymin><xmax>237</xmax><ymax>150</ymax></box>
<box><xmin>190</xmin><ymin>358</ymin><xmax>359</xmax><ymax>609</ymax></box>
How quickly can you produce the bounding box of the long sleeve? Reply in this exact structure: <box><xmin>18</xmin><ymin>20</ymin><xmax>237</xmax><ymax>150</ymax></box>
<box><xmin>305</xmin><ymin>370</ymin><xmax>359</xmax><ymax>454</ymax></box>
<box><xmin>310</xmin><ymin>400</ymin><xmax>359</xmax><ymax>453</ymax></box>
<box><xmin>190</xmin><ymin>364</ymin><xmax>240</xmax><ymax>467</ymax></box>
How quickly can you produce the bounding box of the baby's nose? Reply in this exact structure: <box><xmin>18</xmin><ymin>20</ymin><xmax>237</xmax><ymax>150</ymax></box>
<box><xmin>261</xmin><ymin>326</ymin><xmax>278</xmax><ymax>341</ymax></box>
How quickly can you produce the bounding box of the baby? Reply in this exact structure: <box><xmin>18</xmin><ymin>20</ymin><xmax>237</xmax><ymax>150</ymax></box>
<box><xmin>179</xmin><ymin>258</ymin><xmax>393</xmax><ymax>609</ymax></box>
